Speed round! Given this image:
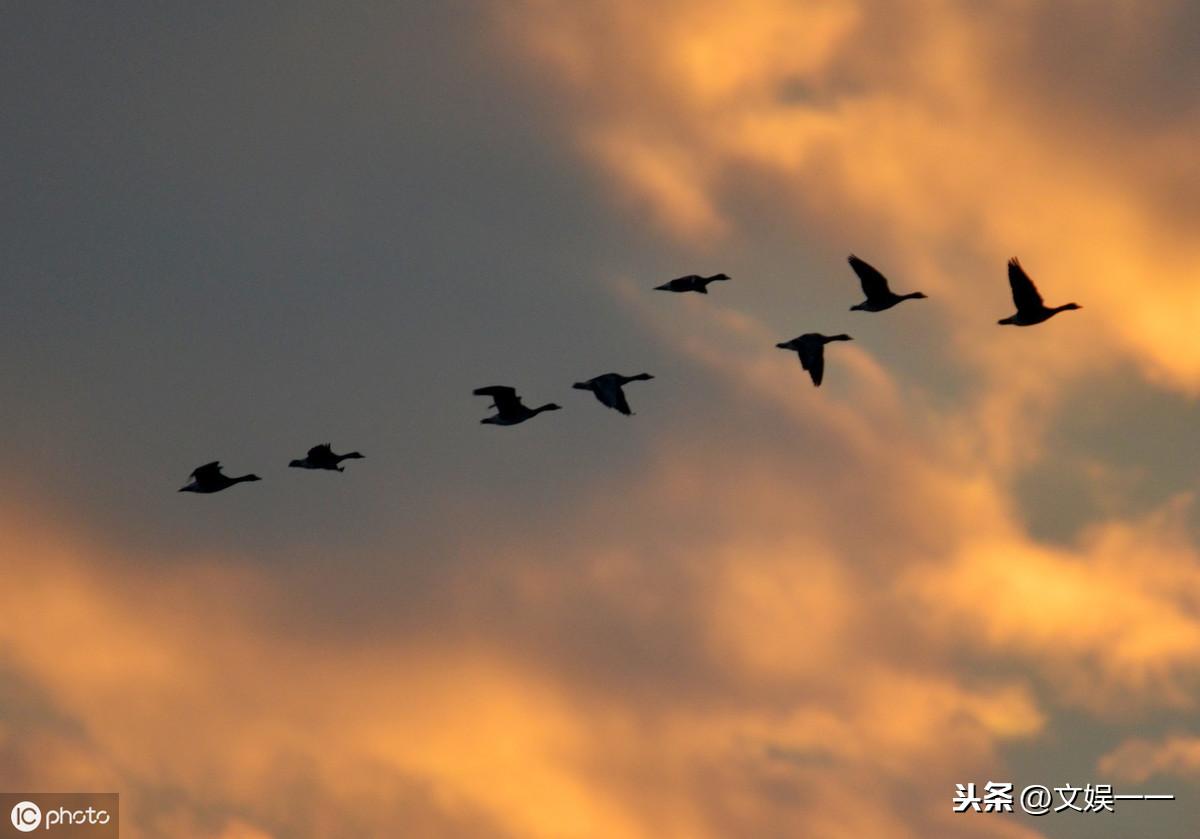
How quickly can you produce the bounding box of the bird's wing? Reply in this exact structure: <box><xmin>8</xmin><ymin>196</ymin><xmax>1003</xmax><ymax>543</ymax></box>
<box><xmin>1007</xmin><ymin>258</ymin><xmax>1044</xmax><ymax>311</ymax></box>
<box><xmin>848</xmin><ymin>255</ymin><xmax>892</xmax><ymax>298</ymax></box>
<box><xmin>307</xmin><ymin>443</ymin><xmax>333</xmax><ymax>459</ymax></box>
<box><xmin>799</xmin><ymin>343</ymin><xmax>825</xmax><ymax>386</ymax></box>
<box><xmin>474</xmin><ymin>385</ymin><xmax>522</xmax><ymax>413</ymax></box>
<box><xmin>595</xmin><ymin>380</ymin><xmax>632</xmax><ymax>415</ymax></box>
<box><xmin>191</xmin><ymin>461</ymin><xmax>223</xmax><ymax>480</ymax></box>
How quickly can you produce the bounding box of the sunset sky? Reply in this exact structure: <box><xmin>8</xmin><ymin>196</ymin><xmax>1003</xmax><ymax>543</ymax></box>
<box><xmin>3</xmin><ymin>2</ymin><xmax>1200</xmax><ymax>837</ymax></box>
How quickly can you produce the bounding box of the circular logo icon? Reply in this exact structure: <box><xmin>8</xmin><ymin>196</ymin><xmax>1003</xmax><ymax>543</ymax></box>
<box><xmin>10</xmin><ymin>801</ymin><xmax>41</xmax><ymax>832</ymax></box>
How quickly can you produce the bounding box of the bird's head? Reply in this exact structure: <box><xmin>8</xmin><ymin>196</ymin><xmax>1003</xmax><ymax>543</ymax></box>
<box><xmin>910</xmin><ymin>292</ymin><xmax>928</xmax><ymax>299</ymax></box>
<box><xmin>1062</xmin><ymin>302</ymin><xmax>1082</xmax><ymax>311</ymax></box>
<box><xmin>542</xmin><ymin>403</ymin><xmax>563</xmax><ymax>412</ymax></box>
<box><xmin>246</xmin><ymin>474</ymin><xmax>262</xmax><ymax>482</ymax></box>
<box><xmin>849</xmin><ymin>302</ymin><xmax>866</xmax><ymax>311</ymax></box>
<box><xmin>572</xmin><ymin>382</ymin><xmax>590</xmax><ymax>390</ymax></box>
<box><xmin>288</xmin><ymin>459</ymin><xmax>304</xmax><ymax>468</ymax></box>
<box><xmin>711</xmin><ymin>273</ymin><xmax>731</xmax><ymax>281</ymax></box>
<box><xmin>653</xmin><ymin>282</ymin><xmax>671</xmax><ymax>291</ymax></box>
<box><xmin>775</xmin><ymin>341</ymin><xmax>794</xmax><ymax>350</ymax></box>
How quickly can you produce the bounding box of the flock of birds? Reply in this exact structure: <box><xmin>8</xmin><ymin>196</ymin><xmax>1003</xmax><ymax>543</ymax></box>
<box><xmin>179</xmin><ymin>255</ymin><xmax>1080</xmax><ymax>493</ymax></box>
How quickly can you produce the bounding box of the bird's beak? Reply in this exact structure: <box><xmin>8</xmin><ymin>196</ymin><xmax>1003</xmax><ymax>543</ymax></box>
<box><xmin>775</xmin><ymin>342</ymin><xmax>788</xmax><ymax>349</ymax></box>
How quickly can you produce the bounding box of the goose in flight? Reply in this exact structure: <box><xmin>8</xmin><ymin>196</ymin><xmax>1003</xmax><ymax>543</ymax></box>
<box><xmin>474</xmin><ymin>385</ymin><xmax>562</xmax><ymax>425</ymax></box>
<box><xmin>847</xmin><ymin>255</ymin><xmax>927</xmax><ymax>311</ymax></box>
<box><xmin>999</xmin><ymin>258</ymin><xmax>1081</xmax><ymax>326</ymax></box>
<box><xmin>289</xmin><ymin>443</ymin><xmax>364</xmax><ymax>472</ymax></box>
<box><xmin>654</xmin><ymin>273</ymin><xmax>730</xmax><ymax>294</ymax></box>
<box><xmin>775</xmin><ymin>333</ymin><xmax>853</xmax><ymax>387</ymax></box>
<box><xmin>573</xmin><ymin>372</ymin><xmax>654</xmax><ymax>415</ymax></box>
<box><xmin>179</xmin><ymin>461</ymin><xmax>261</xmax><ymax>493</ymax></box>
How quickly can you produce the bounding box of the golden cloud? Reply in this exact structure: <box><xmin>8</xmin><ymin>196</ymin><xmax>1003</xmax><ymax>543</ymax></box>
<box><xmin>503</xmin><ymin>0</ymin><xmax>1200</xmax><ymax>390</ymax></box>
<box><xmin>1098</xmin><ymin>734</ymin><xmax>1200</xmax><ymax>783</ymax></box>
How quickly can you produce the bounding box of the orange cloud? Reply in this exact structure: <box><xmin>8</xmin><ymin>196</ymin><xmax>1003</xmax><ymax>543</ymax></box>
<box><xmin>1098</xmin><ymin>734</ymin><xmax>1200</xmax><ymax>783</ymax></box>
<box><xmin>0</xmin><ymin>451</ymin><xmax>1050</xmax><ymax>839</ymax></box>
<box><xmin>7</xmin><ymin>4</ymin><xmax>1200</xmax><ymax>838</ymax></box>
<box><xmin>906</xmin><ymin>498</ymin><xmax>1200</xmax><ymax>712</ymax></box>
<box><xmin>503</xmin><ymin>0</ymin><xmax>1200</xmax><ymax>390</ymax></box>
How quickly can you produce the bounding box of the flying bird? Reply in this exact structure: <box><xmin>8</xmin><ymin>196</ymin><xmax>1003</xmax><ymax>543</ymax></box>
<box><xmin>474</xmin><ymin>385</ymin><xmax>562</xmax><ymax>426</ymax></box>
<box><xmin>572</xmin><ymin>372</ymin><xmax>654</xmax><ymax>415</ymax></box>
<box><xmin>847</xmin><ymin>255</ymin><xmax>927</xmax><ymax>311</ymax></box>
<box><xmin>775</xmin><ymin>333</ymin><xmax>853</xmax><ymax>387</ymax></box>
<box><xmin>654</xmin><ymin>273</ymin><xmax>730</xmax><ymax>294</ymax></box>
<box><xmin>999</xmin><ymin>258</ymin><xmax>1081</xmax><ymax>326</ymax></box>
<box><xmin>289</xmin><ymin>443</ymin><xmax>364</xmax><ymax>472</ymax></box>
<box><xmin>178</xmin><ymin>461</ymin><xmax>261</xmax><ymax>493</ymax></box>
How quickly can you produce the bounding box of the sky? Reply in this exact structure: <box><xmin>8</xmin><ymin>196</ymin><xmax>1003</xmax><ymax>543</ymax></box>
<box><xmin>2</xmin><ymin>1</ymin><xmax>1200</xmax><ymax>837</ymax></box>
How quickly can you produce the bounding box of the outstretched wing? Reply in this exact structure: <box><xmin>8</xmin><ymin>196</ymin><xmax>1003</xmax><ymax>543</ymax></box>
<box><xmin>848</xmin><ymin>255</ymin><xmax>892</xmax><ymax>299</ymax></box>
<box><xmin>798</xmin><ymin>343</ymin><xmax>824</xmax><ymax>386</ymax></box>
<box><xmin>191</xmin><ymin>461</ymin><xmax>223</xmax><ymax>480</ymax></box>
<box><xmin>474</xmin><ymin>385</ymin><xmax>523</xmax><ymax>413</ymax></box>
<box><xmin>1007</xmin><ymin>258</ymin><xmax>1044</xmax><ymax>311</ymax></box>
<box><xmin>594</xmin><ymin>379</ymin><xmax>633</xmax><ymax>415</ymax></box>
<box><xmin>307</xmin><ymin>443</ymin><xmax>334</xmax><ymax>460</ymax></box>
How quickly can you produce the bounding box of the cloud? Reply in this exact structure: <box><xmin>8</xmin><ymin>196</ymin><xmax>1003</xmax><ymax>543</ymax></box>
<box><xmin>502</xmin><ymin>0</ymin><xmax>1200</xmax><ymax>391</ymax></box>
<box><xmin>0</xmin><ymin>417</ymin><xmax>1050</xmax><ymax>839</ymax></box>
<box><xmin>906</xmin><ymin>498</ymin><xmax>1200</xmax><ymax>712</ymax></box>
<box><xmin>5</xmin><ymin>2</ymin><xmax>1200</xmax><ymax>838</ymax></box>
<box><xmin>1098</xmin><ymin>734</ymin><xmax>1200</xmax><ymax>783</ymax></box>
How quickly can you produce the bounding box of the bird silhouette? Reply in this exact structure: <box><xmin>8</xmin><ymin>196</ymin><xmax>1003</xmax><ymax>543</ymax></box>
<box><xmin>654</xmin><ymin>273</ymin><xmax>730</xmax><ymax>294</ymax></box>
<box><xmin>179</xmin><ymin>461</ymin><xmax>261</xmax><ymax>493</ymax></box>
<box><xmin>999</xmin><ymin>258</ymin><xmax>1081</xmax><ymax>326</ymax></box>
<box><xmin>775</xmin><ymin>333</ymin><xmax>853</xmax><ymax>387</ymax></box>
<box><xmin>847</xmin><ymin>255</ymin><xmax>927</xmax><ymax>311</ymax></box>
<box><xmin>573</xmin><ymin>372</ymin><xmax>654</xmax><ymax>415</ymax></box>
<box><xmin>289</xmin><ymin>443</ymin><xmax>364</xmax><ymax>472</ymax></box>
<box><xmin>474</xmin><ymin>386</ymin><xmax>562</xmax><ymax>425</ymax></box>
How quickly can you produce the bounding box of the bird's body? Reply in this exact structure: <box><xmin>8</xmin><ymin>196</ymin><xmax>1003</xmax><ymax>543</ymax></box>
<box><xmin>573</xmin><ymin>372</ymin><xmax>654</xmax><ymax>415</ymax></box>
<box><xmin>999</xmin><ymin>258</ymin><xmax>1081</xmax><ymax>326</ymax></box>
<box><xmin>847</xmin><ymin>255</ymin><xmax>927</xmax><ymax>311</ymax></box>
<box><xmin>654</xmin><ymin>273</ymin><xmax>730</xmax><ymax>294</ymax></box>
<box><xmin>474</xmin><ymin>385</ymin><xmax>562</xmax><ymax>425</ymax></box>
<box><xmin>776</xmin><ymin>333</ymin><xmax>853</xmax><ymax>387</ymax></box>
<box><xmin>179</xmin><ymin>461</ymin><xmax>261</xmax><ymax>493</ymax></box>
<box><xmin>289</xmin><ymin>443</ymin><xmax>364</xmax><ymax>472</ymax></box>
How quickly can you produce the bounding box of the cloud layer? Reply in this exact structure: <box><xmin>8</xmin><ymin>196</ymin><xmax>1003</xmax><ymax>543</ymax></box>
<box><xmin>3</xmin><ymin>2</ymin><xmax>1200</xmax><ymax>837</ymax></box>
